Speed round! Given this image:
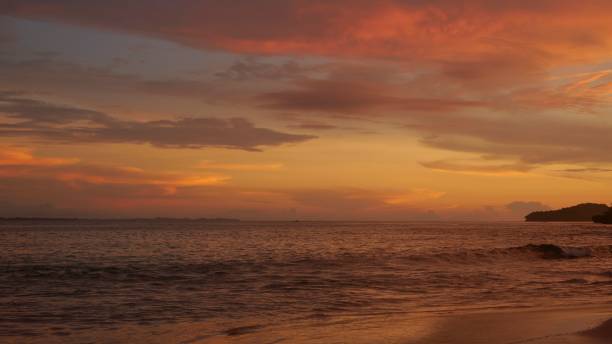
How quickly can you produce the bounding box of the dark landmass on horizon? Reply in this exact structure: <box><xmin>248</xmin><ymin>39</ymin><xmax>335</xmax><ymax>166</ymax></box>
<box><xmin>525</xmin><ymin>203</ymin><xmax>610</xmax><ymax>222</ymax></box>
<box><xmin>0</xmin><ymin>217</ymin><xmax>240</xmax><ymax>223</ymax></box>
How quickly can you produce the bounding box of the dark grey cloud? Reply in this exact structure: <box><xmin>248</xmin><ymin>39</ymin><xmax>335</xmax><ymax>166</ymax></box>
<box><xmin>556</xmin><ymin>167</ymin><xmax>612</xmax><ymax>173</ymax></box>
<box><xmin>0</xmin><ymin>56</ymin><xmax>218</xmax><ymax>99</ymax></box>
<box><xmin>0</xmin><ymin>90</ymin><xmax>115</xmax><ymax>125</ymax></box>
<box><xmin>0</xmin><ymin>0</ymin><xmax>352</xmax><ymax>46</ymax></box>
<box><xmin>550</xmin><ymin>167</ymin><xmax>612</xmax><ymax>181</ymax></box>
<box><xmin>287</xmin><ymin>122</ymin><xmax>339</xmax><ymax>130</ymax></box>
<box><xmin>273</xmin><ymin>112</ymin><xmax>378</xmax><ymax>133</ymax></box>
<box><xmin>0</xmin><ymin>29</ymin><xmax>12</xmax><ymax>48</ymax></box>
<box><xmin>420</xmin><ymin>159</ymin><xmax>533</xmax><ymax>174</ymax></box>
<box><xmin>0</xmin><ymin>92</ymin><xmax>315</xmax><ymax>150</ymax></box>
<box><xmin>440</xmin><ymin>52</ymin><xmax>545</xmax><ymax>89</ymax></box>
<box><xmin>215</xmin><ymin>58</ymin><xmax>313</xmax><ymax>81</ymax></box>
<box><xmin>410</xmin><ymin>111</ymin><xmax>612</xmax><ymax>164</ymax></box>
<box><xmin>260</xmin><ymin>79</ymin><xmax>484</xmax><ymax>113</ymax></box>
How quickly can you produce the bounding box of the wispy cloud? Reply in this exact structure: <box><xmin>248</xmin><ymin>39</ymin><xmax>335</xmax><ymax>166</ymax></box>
<box><xmin>420</xmin><ymin>159</ymin><xmax>534</xmax><ymax>176</ymax></box>
<box><xmin>0</xmin><ymin>91</ymin><xmax>315</xmax><ymax>151</ymax></box>
<box><xmin>0</xmin><ymin>147</ymin><xmax>229</xmax><ymax>196</ymax></box>
<box><xmin>215</xmin><ymin>57</ymin><xmax>315</xmax><ymax>81</ymax></box>
<box><xmin>0</xmin><ymin>147</ymin><xmax>78</xmax><ymax>166</ymax></box>
<box><xmin>198</xmin><ymin>161</ymin><xmax>284</xmax><ymax>172</ymax></box>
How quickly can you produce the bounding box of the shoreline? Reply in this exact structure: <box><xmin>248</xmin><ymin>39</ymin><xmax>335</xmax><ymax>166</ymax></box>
<box><xmin>202</xmin><ymin>304</ymin><xmax>612</xmax><ymax>344</ymax></box>
<box><xmin>2</xmin><ymin>304</ymin><xmax>611</xmax><ymax>343</ymax></box>
<box><xmin>409</xmin><ymin>304</ymin><xmax>612</xmax><ymax>344</ymax></box>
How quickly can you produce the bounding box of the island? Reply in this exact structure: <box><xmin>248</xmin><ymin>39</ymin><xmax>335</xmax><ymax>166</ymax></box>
<box><xmin>592</xmin><ymin>208</ymin><xmax>612</xmax><ymax>224</ymax></box>
<box><xmin>525</xmin><ymin>203</ymin><xmax>609</xmax><ymax>222</ymax></box>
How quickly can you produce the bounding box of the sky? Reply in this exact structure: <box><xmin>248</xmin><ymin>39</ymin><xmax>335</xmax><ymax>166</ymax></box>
<box><xmin>0</xmin><ymin>0</ymin><xmax>611</xmax><ymax>220</ymax></box>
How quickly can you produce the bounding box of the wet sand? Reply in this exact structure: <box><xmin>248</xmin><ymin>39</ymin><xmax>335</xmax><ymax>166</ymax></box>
<box><xmin>5</xmin><ymin>305</ymin><xmax>609</xmax><ymax>343</ymax></box>
<box><xmin>183</xmin><ymin>305</ymin><xmax>612</xmax><ymax>344</ymax></box>
<box><xmin>410</xmin><ymin>305</ymin><xmax>612</xmax><ymax>344</ymax></box>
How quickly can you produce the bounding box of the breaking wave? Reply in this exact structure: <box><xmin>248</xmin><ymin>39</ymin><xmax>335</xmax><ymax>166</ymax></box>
<box><xmin>2</xmin><ymin>221</ymin><xmax>612</xmax><ymax>342</ymax></box>
<box><xmin>404</xmin><ymin>243</ymin><xmax>612</xmax><ymax>263</ymax></box>
<box><xmin>3</xmin><ymin>244</ymin><xmax>611</xmax><ymax>282</ymax></box>
<box><xmin>510</xmin><ymin>244</ymin><xmax>594</xmax><ymax>259</ymax></box>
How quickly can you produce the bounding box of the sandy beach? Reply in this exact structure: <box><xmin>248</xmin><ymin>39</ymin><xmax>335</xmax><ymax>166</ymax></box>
<box><xmin>4</xmin><ymin>305</ymin><xmax>609</xmax><ymax>344</ymax></box>
<box><xmin>188</xmin><ymin>305</ymin><xmax>612</xmax><ymax>344</ymax></box>
<box><xmin>410</xmin><ymin>306</ymin><xmax>612</xmax><ymax>344</ymax></box>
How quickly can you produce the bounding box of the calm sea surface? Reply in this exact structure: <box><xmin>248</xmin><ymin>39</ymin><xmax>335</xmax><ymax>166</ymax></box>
<box><xmin>1</xmin><ymin>221</ymin><xmax>611</xmax><ymax>343</ymax></box>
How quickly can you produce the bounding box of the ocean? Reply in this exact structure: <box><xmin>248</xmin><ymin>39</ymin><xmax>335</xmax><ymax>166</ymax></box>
<box><xmin>1</xmin><ymin>220</ymin><xmax>611</xmax><ymax>343</ymax></box>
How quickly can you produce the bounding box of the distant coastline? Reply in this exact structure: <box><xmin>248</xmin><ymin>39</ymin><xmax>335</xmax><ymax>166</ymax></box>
<box><xmin>0</xmin><ymin>217</ymin><xmax>240</xmax><ymax>223</ymax></box>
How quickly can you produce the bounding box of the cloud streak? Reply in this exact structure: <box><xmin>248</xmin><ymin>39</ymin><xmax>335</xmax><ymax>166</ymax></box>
<box><xmin>420</xmin><ymin>159</ymin><xmax>533</xmax><ymax>175</ymax></box>
<box><xmin>0</xmin><ymin>92</ymin><xmax>315</xmax><ymax>151</ymax></box>
<box><xmin>412</xmin><ymin>111</ymin><xmax>612</xmax><ymax>164</ymax></box>
<box><xmin>197</xmin><ymin>161</ymin><xmax>283</xmax><ymax>171</ymax></box>
<box><xmin>0</xmin><ymin>147</ymin><xmax>229</xmax><ymax>195</ymax></box>
<box><xmin>260</xmin><ymin>79</ymin><xmax>485</xmax><ymax>113</ymax></box>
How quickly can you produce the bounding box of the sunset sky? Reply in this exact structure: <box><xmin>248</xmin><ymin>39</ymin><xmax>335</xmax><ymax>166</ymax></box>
<box><xmin>1</xmin><ymin>1</ymin><xmax>611</xmax><ymax>220</ymax></box>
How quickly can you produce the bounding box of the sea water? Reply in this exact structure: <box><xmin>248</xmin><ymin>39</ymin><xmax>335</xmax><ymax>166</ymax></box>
<box><xmin>1</xmin><ymin>220</ymin><xmax>611</xmax><ymax>343</ymax></box>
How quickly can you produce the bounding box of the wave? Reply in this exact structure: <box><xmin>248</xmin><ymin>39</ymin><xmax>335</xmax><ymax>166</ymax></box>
<box><xmin>511</xmin><ymin>244</ymin><xmax>594</xmax><ymax>259</ymax></box>
<box><xmin>2</xmin><ymin>244</ymin><xmax>611</xmax><ymax>283</ymax></box>
<box><xmin>404</xmin><ymin>243</ymin><xmax>612</xmax><ymax>264</ymax></box>
<box><xmin>598</xmin><ymin>271</ymin><xmax>612</xmax><ymax>278</ymax></box>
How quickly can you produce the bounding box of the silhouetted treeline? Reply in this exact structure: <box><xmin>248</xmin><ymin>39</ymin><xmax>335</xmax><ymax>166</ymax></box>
<box><xmin>525</xmin><ymin>203</ymin><xmax>609</xmax><ymax>222</ymax></box>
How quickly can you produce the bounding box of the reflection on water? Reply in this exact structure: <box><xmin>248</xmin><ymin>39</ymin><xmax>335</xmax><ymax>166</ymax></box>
<box><xmin>0</xmin><ymin>221</ymin><xmax>611</xmax><ymax>342</ymax></box>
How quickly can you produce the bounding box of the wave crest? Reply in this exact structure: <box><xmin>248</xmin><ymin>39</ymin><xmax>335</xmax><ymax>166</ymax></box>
<box><xmin>404</xmin><ymin>243</ymin><xmax>612</xmax><ymax>264</ymax></box>
<box><xmin>514</xmin><ymin>244</ymin><xmax>593</xmax><ymax>259</ymax></box>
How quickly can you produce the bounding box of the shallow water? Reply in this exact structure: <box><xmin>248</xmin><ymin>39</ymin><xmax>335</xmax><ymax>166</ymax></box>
<box><xmin>1</xmin><ymin>220</ymin><xmax>611</xmax><ymax>342</ymax></box>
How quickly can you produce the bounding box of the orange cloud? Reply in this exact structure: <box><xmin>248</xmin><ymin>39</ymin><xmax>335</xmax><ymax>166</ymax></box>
<box><xmin>198</xmin><ymin>161</ymin><xmax>283</xmax><ymax>172</ymax></box>
<box><xmin>0</xmin><ymin>147</ymin><xmax>229</xmax><ymax>191</ymax></box>
<box><xmin>383</xmin><ymin>189</ymin><xmax>446</xmax><ymax>205</ymax></box>
<box><xmin>420</xmin><ymin>159</ymin><xmax>533</xmax><ymax>176</ymax></box>
<box><xmin>4</xmin><ymin>1</ymin><xmax>612</xmax><ymax>65</ymax></box>
<box><xmin>0</xmin><ymin>147</ymin><xmax>78</xmax><ymax>166</ymax></box>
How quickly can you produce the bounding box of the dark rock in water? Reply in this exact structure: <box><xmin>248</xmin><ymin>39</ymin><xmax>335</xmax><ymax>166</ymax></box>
<box><xmin>593</xmin><ymin>208</ymin><xmax>612</xmax><ymax>224</ymax></box>
<box><xmin>525</xmin><ymin>203</ymin><xmax>609</xmax><ymax>222</ymax></box>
